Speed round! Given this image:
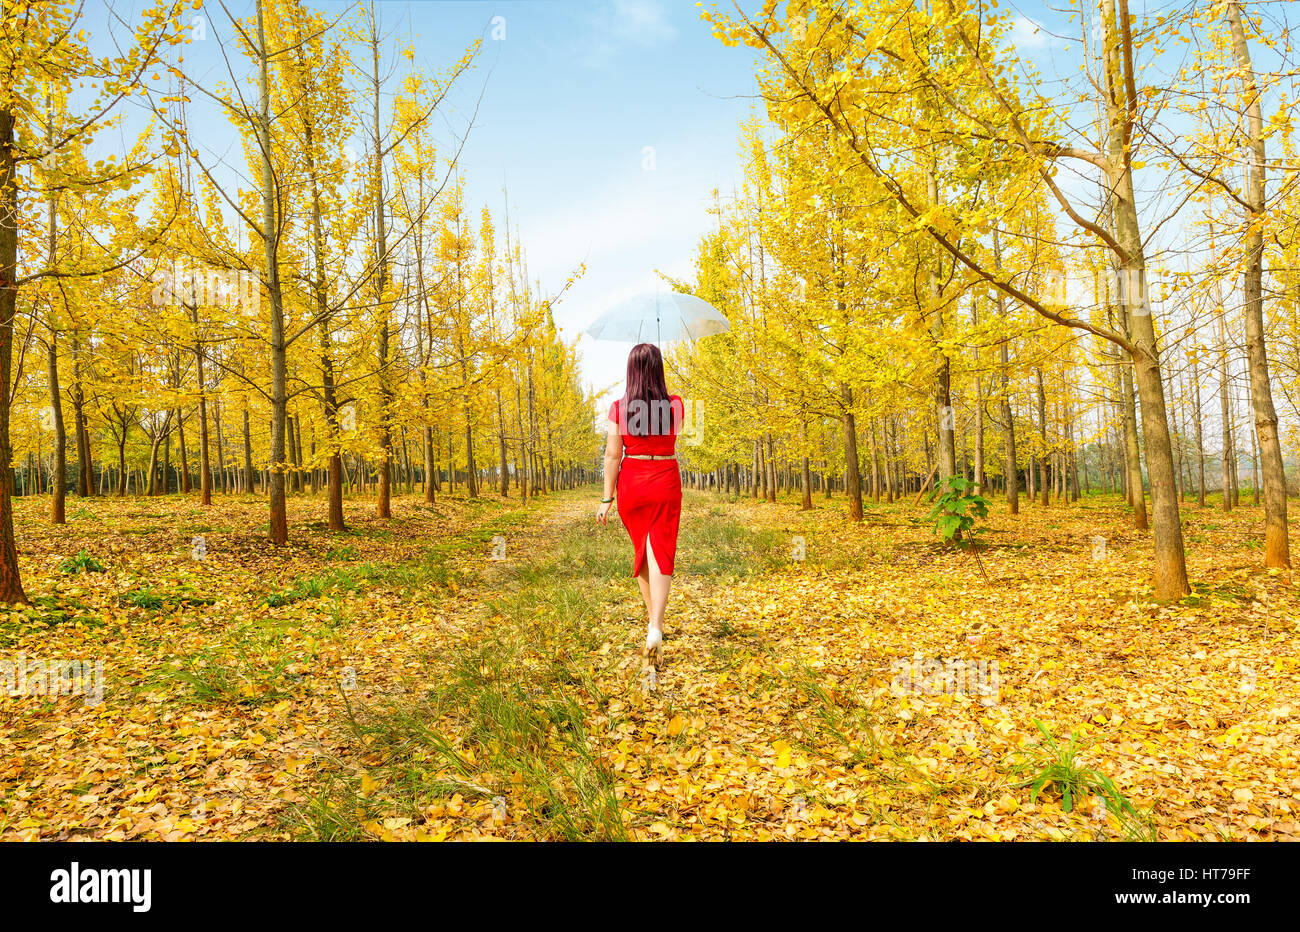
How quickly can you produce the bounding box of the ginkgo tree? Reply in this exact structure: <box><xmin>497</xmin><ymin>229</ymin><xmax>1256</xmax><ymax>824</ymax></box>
<box><xmin>0</xmin><ymin>0</ymin><xmax>190</xmax><ymax>604</ymax></box>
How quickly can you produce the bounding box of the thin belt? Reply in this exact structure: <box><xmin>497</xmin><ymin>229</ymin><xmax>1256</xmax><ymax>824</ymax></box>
<box><xmin>624</xmin><ymin>454</ymin><xmax>676</xmax><ymax>461</ymax></box>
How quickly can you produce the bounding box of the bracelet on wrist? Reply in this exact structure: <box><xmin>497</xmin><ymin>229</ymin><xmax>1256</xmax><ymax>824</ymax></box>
<box><xmin>601</xmin><ymin>497</ymin><xmax>614</xmax><ymax>504</ymax></box>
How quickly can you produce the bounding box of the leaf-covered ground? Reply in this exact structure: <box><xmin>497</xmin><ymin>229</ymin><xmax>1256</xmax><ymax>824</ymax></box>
<box><xmin>1</xmin><ymin>487</ymin><xmax>1297</xmax><ymax>840</ymax></box>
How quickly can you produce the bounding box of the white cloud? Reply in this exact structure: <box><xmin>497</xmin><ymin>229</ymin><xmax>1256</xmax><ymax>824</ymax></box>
<box><xmin>576</xmin><ymin>0</ymin><xmax>677</xmax><ymax>67</ymax></box>
<box><xmin>523</xmin><ymin>185</ymin><xmax>705</xmax><ymax>284</ymax></box>
<box><xmin>515</xmin><ymin>173</ymin><xmax>718</xmax><ymax>396</ymax></box>
<box><xmin>595</xmin><ymin>0</ymin><xmax>675</xmax><ymax>46</ymax></box>
<box><xmin>1009</xmin><ymin>15</ymin><xmax>1051</xmax><ymax>51</ymax></box>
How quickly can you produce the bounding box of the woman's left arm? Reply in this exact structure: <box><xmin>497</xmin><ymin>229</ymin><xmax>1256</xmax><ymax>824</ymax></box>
<box><xmin>597</xmin><ymin>420</ymin><xmax>622</xmax><ymax>524</ymax></box>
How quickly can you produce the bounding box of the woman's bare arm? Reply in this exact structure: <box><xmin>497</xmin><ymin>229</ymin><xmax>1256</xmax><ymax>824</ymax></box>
<box><xmin>598</xmin><ymin>420</ymin><xmax>622</xmax><ymax>523</ymax></box>
<box><xmin>602</xmin><ymin>421</ymin><xmax>622</xmax><ymax>498</ymax></box>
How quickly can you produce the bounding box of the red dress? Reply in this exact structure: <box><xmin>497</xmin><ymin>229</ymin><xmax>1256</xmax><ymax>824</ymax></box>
<box><xmin>609</xmin><ymin>395</ymin><xmax>683</xmax><ymax>577</ymax></box>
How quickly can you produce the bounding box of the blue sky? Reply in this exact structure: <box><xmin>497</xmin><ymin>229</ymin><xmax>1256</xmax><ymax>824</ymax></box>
<box><xmin>399</xmin><ymin>0</ymin><xmax>766</xmax><ymax>398</ymax></box>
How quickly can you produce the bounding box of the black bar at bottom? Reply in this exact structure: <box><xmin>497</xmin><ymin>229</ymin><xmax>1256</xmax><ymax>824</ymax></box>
<box><xmin>0</xmin><ymin>841</ymin><xmax>1289</xmax><ymax>921</ymax></box>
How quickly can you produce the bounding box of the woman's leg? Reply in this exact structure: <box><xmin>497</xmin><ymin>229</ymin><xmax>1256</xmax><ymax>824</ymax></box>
<box><xmin>635</xmin><ymin>560</ymin><xmax>652</xmax><ymax>618</ymax></box>
<box><xmin>644</xmin><ymin>535</ymin><xmax>672</xmax><ymax>636</ymax></box>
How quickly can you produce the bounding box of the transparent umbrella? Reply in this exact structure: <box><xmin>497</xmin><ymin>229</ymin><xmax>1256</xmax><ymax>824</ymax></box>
<box><xmin>584</xmin><ymin>292</ymin><xmax>730</xmax><ymax>345</ymax></box>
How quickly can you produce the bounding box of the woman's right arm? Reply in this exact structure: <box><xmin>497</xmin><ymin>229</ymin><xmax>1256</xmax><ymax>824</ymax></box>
<box><xmin>597</xmin><ymin>420</ymin><xmax>622</xmax><ymax>524</ymax></box>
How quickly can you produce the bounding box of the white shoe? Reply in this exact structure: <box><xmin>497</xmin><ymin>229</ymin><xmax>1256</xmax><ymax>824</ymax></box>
<box><xmin>641</xmin><ymin>627</ymin><xmax>663</xmax><ymax>692</ymax></box>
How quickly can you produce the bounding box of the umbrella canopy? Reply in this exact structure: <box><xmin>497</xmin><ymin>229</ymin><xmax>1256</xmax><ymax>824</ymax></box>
<box><xmin>585</xmin><ymin>292</ymin><xmax>730</xmax><ymax>344</ymax></box>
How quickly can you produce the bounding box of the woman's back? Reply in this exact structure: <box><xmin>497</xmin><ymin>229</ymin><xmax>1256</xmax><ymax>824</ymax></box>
<box><xmin>609</xmin><ymin>394</ymin><xmax>683</xmax><ymax>457</ymax></box>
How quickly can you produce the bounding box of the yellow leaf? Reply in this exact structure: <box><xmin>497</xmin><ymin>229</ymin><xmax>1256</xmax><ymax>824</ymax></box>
<box><xmin>773</xmin><ymin>740</ymin><xmax>792</xmax><ymax>769</ymax></box>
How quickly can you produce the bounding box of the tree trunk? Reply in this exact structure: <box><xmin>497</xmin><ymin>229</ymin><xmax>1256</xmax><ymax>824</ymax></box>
<box><xmin>971</xmin><ymin>301</ymin><xmax>985</xmax><ymax>494</ymax></box>
<box><xmin>841</xmin><ymin>386</ymin><xmax>863</xmax><ymax>522</ymax></box>
<box><xmin>869</xmin><ymin>419</ymin><xmax>881</xmax><ymax>503</ymax></box>
<box><xmin>1218</xmin><ymin>309</ymin><xmax>1233</xmax><ymax>513</ymax></box>
<box><xmin>242</xmin><ymin>403</ymin><xmax>254</xmax><ymax>496</ymax></box>
<box><xmin>1119</xmin><ymin>314</ymin><xmax>1148</xmax><ymax>528</ymax></box>
<box><xmin>71</xmin><ymin>335</ymin><xmax>92</xmax><ymax>497</ymax></box>
<box><xmin>193</xmin><ymin>306</ymin><xmax>212</xmax><ymax>505</ymax></box>
<box><xmin>1097</xmin><ymin>0</ymin><xmax>1186</xmax><ymax>597</ymax></box>
<box><xmin>928</xmin><ymin>162</ymin><xmax>956</xmax><ymax>480</ymax></box>
<box><xmin>497</xmin><ymin>390</ymin><xmax>509</xmax><ymax>497</ymax></box>
<box><xmin>1226</xmin><ymin>0</ymin><xmax>1289</xmax><ymax>566</ymax></box>
<box><xmin>178</xmin><ymin>407</ymin><xmax>191</xmax><ymax>493</ymax></box>
<box><xmin>1036</xmin><ymin>367</ymin><xmax>1049</xmax><ymax>506</ymax></box>
<box><xmin>759</xmin><ymin>431</ymin><xmax>769</xmax><ymax>499</ymax></box>
<box><xmin>369</xmin><ymin>18</ymin><xmax>393</xmax><ymax>520</ymax></box>
<box><xmin>256</xmin><ymin>1</ymin><xmax>288</xmax><ymax>544</ymax></box>
<box><xmin>0</xmin><ymin>105</ymin><xmax>28</xmax><ymax>602</ymax></box>
<box><xmin>46</xmin><ymin>335</ymin><xmax>66</xmax><ymax>524</ymax></box>
<box><xmin>800</xmin><ymin>417</ymin><xmax>813</xmax><ymax>510</ymax></box>
<box><xmin>214</xmin><ymin>390</ymin><xmax>226</xmax><ymax>494</ymax></box>
<box><xmin>1192</xmin><ymin>351</ymin><xmax>1206</xmax><ymax>506</ymax></box>
<box><xmin>993</xmin><ymin>230</ymin><xmax>1018</xmax><ymax>514</ymax></box>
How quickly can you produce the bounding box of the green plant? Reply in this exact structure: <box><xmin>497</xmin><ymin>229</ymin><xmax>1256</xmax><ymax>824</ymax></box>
<box><xmin>124</xmin><ymin>583</ymin><xmax>215</xmax><ymax>612</ymax></box>
<box><xmin>1013</xmin><ymin>720</ymin><xmax>1155</xmax><ymax>841</ymax></box>
<box><xmin>128</xmin><ymin>586</ymin><xmax>166</xmax><ymax>610</ymax></box>
<box><xmin>926</xmin><ymin>476</ymin><xmax>990</xmax><ymax>550</ymax></box>
<box><xmin>926</xmin><ymin>476</ymin><xmax>992</xmax><ymax>582</ymax></box>
<box><xmin>59</xmin><ymin>550</ymin><xmax>106</xmax><ymax>574</ymax></box>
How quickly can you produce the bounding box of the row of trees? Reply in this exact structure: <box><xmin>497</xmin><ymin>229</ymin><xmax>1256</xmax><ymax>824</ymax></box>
<box><xmin>0</xmin><ymin>0</ymin><xmax>597</xmax><ymax>604</ymax></box>
<box><xmin>675</xmin><ymin>0</ymin><xmax>1300</xmax><ymax>599</ymax></box>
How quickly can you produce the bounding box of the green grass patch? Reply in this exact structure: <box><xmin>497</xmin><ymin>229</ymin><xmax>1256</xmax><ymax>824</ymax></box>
<box><xmin>1009</xmin><ymin>719</ymin><xmax>1156</xmax><ymax>841</ymax></box>
<box><xmin>123</xmin><ymin>582</ymin><xmax>216</xmax><ymax>612</ymax></box>
<box><xmin>142</xmin><ymin>625</ymin><xmax>300</xmax><ymax>707</ymax></box>
<box><xmin>59</xmin><ymin>550</ymin><xmax>105</xmax><ymax>574</ymax></box>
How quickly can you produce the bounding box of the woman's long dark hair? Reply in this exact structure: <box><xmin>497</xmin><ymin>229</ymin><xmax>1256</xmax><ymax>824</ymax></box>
<box><xmin>621</xmin><ymin>342</ymin><xmax>672</xmax><ymax>437</ymax></box>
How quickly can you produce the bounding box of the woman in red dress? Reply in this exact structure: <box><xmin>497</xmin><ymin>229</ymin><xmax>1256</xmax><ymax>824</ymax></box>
<box><xmin>596</xmin><ymin>343</ymin><xmax>683</xmax><ymax>690</ymax></box>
